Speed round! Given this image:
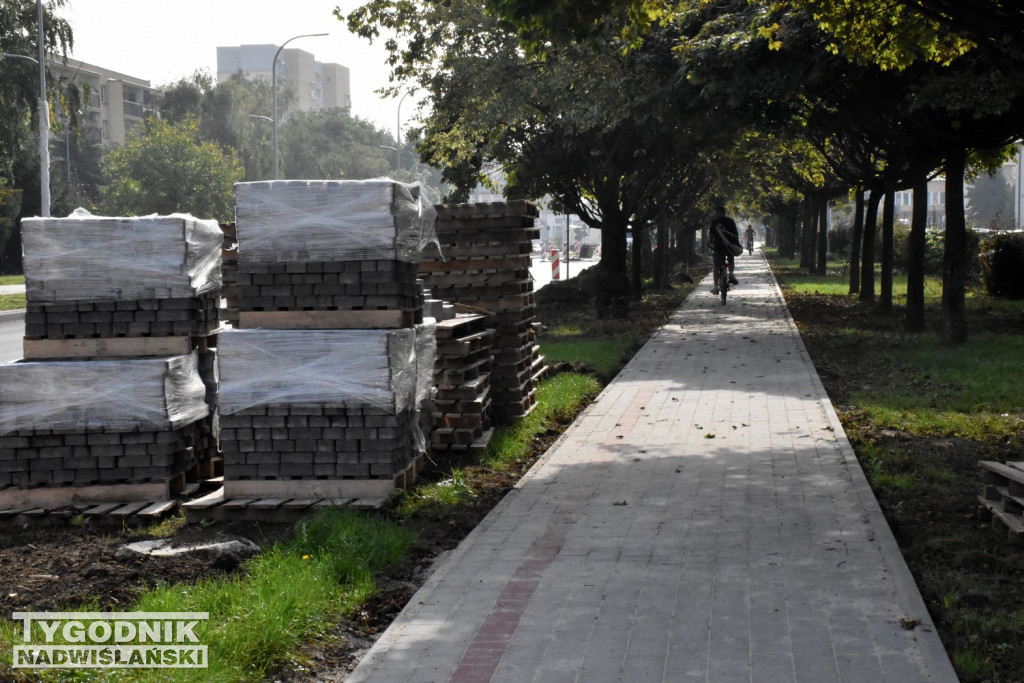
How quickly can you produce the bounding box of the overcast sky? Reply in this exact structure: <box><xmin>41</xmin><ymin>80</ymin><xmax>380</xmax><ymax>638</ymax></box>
<box><xmin>56</xmin><ymin>0</ymin><xmax>412</xmax><ymax>134</ymax></box>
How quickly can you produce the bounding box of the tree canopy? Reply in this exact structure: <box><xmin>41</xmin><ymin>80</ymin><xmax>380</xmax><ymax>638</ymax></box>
<box><xmin>98</xmin><ymin>117</ymin><xmax>243</xmax><ymax>222</ymax></box>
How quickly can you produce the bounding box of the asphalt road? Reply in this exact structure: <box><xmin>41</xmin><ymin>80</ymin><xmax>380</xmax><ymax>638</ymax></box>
<box><xmin>0</xmin><ymin>311</ymin><xmax>24</xmax><ymax>362</ymax></box>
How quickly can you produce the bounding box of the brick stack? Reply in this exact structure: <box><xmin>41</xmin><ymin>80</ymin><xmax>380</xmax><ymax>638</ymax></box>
<box><xmin>22</xmin><ymin>213</ymin><xmax>223</xmax><ymax>346</ymax></box>
<box><xmin>218</xmin><ymin>180</ymin><xmax>438</xmax><ymax>500</ymax></box>
<box><xmin>220</xmin><ymin>222</ymin><xmax>239</xmax><ymax>328</ymax></box>
<box><xmin>0</xmin><ymin>354</ymin><xmax>209</xmax><ymax>489</ymax></box>
<box><xmin>419</xmin><ymin>201</ymin><xmax>544</xmax><ymax>423</ymax></box>
<box><xmin>0</xmin><ymin>212</ymin><xmax>223</xmax><ymax>505</ymax></box>
<box><xmin>431</xmin><ymin>308</ymin><xmax>495</xmax><ymax>453</ymax></box>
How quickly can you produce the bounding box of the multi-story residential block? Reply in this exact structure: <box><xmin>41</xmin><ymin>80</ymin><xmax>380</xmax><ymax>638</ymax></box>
<box><xmin>216</xmin><ymin>44</ymin><xmax>351</xmax><ymax>114</ymax></box>
<box><xmin>47</xmin><ymin>57</ymin><xmax>155</xmax><ymax>149</ymax></box>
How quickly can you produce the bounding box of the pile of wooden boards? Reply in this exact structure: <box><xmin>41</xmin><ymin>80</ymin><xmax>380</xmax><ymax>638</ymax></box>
<box><xmin>0</xmin><ymin>213</ymin><xmax>222</xmax><ymax>509</ymax></box>
<box><xmin>420</xmin><ymin>201</ymin><xmax>544</xmax><ymax>423</ymax></box>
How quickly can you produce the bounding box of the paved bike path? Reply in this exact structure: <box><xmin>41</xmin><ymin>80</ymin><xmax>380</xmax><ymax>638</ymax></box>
<box><xmin>348</xmin><ymin>252</ymin><xmax>957</xmax><ymax>682</ymax></box>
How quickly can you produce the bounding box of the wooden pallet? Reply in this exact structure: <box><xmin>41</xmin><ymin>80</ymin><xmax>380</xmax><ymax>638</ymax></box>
<box><xmin>0</xmin><ymin>498</ymin><xmax>180</xmax><ymax>523</ymax></box>
<box><xmin>183</xmin><ymin>454</ymin><xmax>425</xmax><ymax>522</ymax></box>
<box><xmin>977</xmin><ymin>461</ymin><xmax>1024</xmax><ymax>541</ymax></box>
<box><xmin>180</xmin><ymin>488</ymin><xmax>388</xmax><ymax>523</ymax></box>
<box><xmin>238</xmin><ymin>308</ymin><xmax>420</xmax><ymax>330</ymax></box>
<box><xmin>23</xmin><ymin>330</ymin><xmax>220</xmax><ymax>359</ymax></box>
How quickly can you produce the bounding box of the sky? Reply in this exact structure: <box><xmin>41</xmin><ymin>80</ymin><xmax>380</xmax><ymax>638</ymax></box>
<box><xmin>55</xmin><ymin>0</ymin><xmax>411</xmax><ymax>134</ymax></box>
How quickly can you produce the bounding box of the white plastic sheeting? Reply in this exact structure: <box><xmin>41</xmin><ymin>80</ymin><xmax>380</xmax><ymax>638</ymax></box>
<box><xmin>216</xmin><ymin>328</ymin><xmax>421</xmax><ymax>416</ymax></box>
<box><xmin>233</xmin><ymin>179</ymin><xmax>439</xmax><ymax>264</ymax></box>
<box><xmin>21</xmin><ymin>209</ymin><xmax>223</xmax><ymax>302</ymax></box>
<box><xmin>0</xmin><ymin>352</ymin><xmax>209</xmax><ymax>434</ymax></box>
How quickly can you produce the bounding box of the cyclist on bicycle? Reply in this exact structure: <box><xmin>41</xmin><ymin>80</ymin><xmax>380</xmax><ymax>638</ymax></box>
<box><xmin>710</xmin><ymin>205</ymin><xmax>740</xmax><ymax>295</ymax></box>
<box><xmin>744</xmin><ymin>224</ymin><xmax>755</xmax><ymax>255</ymax></box>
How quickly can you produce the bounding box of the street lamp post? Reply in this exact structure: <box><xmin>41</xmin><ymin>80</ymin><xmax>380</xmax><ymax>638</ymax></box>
<box><xmin>396</xmin><ymin>91</ymin><xmax>410</xmax><ymax>175</ymax></box>
<box><xmin>379</xmin><ymin>145</ymin><xmax>398</xmax><ymax>173</ymax></box>
<box><xmin>2</xmin><ymin>44</ymin><xmax>49</xmax><ymax>217</ymax></box>
<box><xmin>272</xmin><ymin>33</ymin><xmax>327</xmax><ymax>180</ymax></box>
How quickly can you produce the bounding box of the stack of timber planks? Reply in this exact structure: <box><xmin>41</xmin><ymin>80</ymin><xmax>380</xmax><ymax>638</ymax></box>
<box><xmin>215</xmin><ymin>180</ymin><xmax>438</xmax><ymax>505</ymax></box>
<box><xmin>420</xmin><ymin>201</ymin><xmax>544</xmax><ymax>423</ymax></box>
<box><xmin>0</xmin><ymin>212</ymin><xmax>222</xmax><ymax>508</ymax></box>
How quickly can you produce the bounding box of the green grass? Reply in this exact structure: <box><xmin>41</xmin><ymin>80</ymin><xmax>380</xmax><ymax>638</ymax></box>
<box><xmin>0</xmin><ymin>293</ymin><xmax>25</xmax><ymax>311</ymax></box>
<box><xmin>0</xmin><ymin>275</ymin><xmax>24</xmax><ymax>286</ymax></box>
<box><xmin>851</xmin><ymin>334</ymin><xmax>1024</xmax><ymax>443</ymax></box>
<box><xmin>540</xmin><ymin>338</ymin><xmax>635</xmax><ymax>381</ymax></box>
<box><xmin>481</xmin><ymin>373</ymin><xmax>601</xmax><ymax>470</ymax></box>
<box><xmin>0</xmin><ymin>507</ymin><xmax>413</xmax><ymax>682</ymax></box>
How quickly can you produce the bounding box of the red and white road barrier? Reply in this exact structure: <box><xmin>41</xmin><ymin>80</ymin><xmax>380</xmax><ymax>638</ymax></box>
<box><xmin>551</xmin><ymin>249</ymin><xmax>560</xmax><ymax>280</ymax></box>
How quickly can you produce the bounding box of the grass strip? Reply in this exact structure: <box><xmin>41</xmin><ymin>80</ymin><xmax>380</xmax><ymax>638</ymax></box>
<box><xmin>0</xmin><ymin>293</ymin><xmax>25</xmax><ymax>311</ymax></box>
<box><xmin>0</xmin><ymin>507</ymin><xmax>413</xmax><ymax>682</ymax></box>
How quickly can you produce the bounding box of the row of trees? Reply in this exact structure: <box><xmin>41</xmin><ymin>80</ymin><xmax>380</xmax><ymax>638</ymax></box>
<box><xmin>342</xmin><ymin>0</ymin><xmax>1024</xmax><ymax>341</ymax></box>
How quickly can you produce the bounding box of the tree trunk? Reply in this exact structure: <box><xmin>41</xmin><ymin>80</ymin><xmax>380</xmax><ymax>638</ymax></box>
<box><xmin>654</xmin><ymin>221</ymin><xmax>668</xmax><ymax>289</ymax></box>
<box><xmin>849</xmin><ymin>189</ymin><xmax>864</xmax><ymax>295</ymax></box>
<box><xmin>816</xmin><ymin>200</ymin><xmax>828</xmax><ymax>276</ymax></box>
<box><xmin>800</xmin><ymin>201</ymin><xmax>816</xmax><ymax>270</ymax></box>
<box><xmin>879</xmin><ymin>188</ymin><xmax>895</xmax><ymax>312</ymax></box>
<box><xmin>859</xmin><ymin>190</ymin><xmax>881</xmax><ymax>302</ymax></box>
<box><xmin>942</xmin><ymin>150</ymin><xmax>968</xmax><ymax>343</ymax></box>
<box><xmin>596</xmin><ymin>206</ymin><xmax>631</xmax><ymax>319</ymax></box>
<box><xmin>631</xmin><ymin>224</ymin><xmax>643</xmax><ymax>296</ymax></box>
<box><xmin>906</xmin><ymin>179</ymin><xmax>928</xmax><ymax>332</ymax></box>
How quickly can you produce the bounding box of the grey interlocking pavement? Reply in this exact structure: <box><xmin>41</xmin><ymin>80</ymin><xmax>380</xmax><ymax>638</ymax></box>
<box><xmin>348</xmin><ymin>252</ymin><xmax>958</xmax><ymax>683</ymax></box>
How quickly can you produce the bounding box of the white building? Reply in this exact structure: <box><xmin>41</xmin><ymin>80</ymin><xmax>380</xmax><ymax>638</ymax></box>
<box><xmin>216</xmin><ymin>44</ymin><xmax>351</xmax><ymax>114</ymax></box>
<box><xmin>47</xmin><ymin>57</ymin><xmax>155</xmax><ymax>149</ymax></box>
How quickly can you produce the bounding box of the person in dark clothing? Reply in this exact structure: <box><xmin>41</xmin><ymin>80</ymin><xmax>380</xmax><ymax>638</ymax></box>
<box><xmin>709</xmin><ymin>205</ymin><xmax>740</xmax><ymax>294</ymax></box>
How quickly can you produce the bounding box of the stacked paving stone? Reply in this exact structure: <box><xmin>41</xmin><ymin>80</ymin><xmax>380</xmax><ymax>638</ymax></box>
<box><xmin>0</xmin><ymin>354</ymin><xmax>209</xmax><ymax>488</ymax></box>
<box><xmin>0</xmin><ymin>212</ymin><xmax>223</xmax><ymax>501</ymax></box>
<box><xmin>22</xmin><ymin>212</ymin><xmax>223</xmax><ymax>341</ymax></box>
<box><xmin>430</xmin><ymin>306</ymin><xmax>495</xmax><ymax>453</ymax></box>
<box><xmin>220</xmin><ymin>222</ymin><xmax>240</xmax><ymax>328</ymax></box>
<box><xmin>217</xmin><ymin>328</ymin><xmax>433</xmax><ymax>482</ymax></box>
<box><xmin>419</xmin><ymin>201</ymin><xmax>544</xmax><ymax>423</ymax></box>
<box><xmin>218</xmin><ymin>180</ymin><xmax>438</xmax><ymax>497</ymax></box>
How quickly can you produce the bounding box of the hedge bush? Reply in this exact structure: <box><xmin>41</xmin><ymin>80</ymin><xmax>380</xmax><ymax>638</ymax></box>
<box><xmin>980</xmin><ymin>232</ymin><xmax>1024</xmax><ymax>299</ymax></box>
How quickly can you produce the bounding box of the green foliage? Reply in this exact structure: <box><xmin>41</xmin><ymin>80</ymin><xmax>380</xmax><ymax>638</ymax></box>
<box><xmin>980</xmin><ymin>232</ymin><xmax>1024</xmax><ymax>299</ymax></box>
<box><xmin>279</xmin><ymin>108</ymin><xmax>393</xmax><ymax>180</ymax></box>
<box><xmin>0</xmin><ymin>0</ymin><xmax>77</xmax><ymax>177</ymax></box>
<box><xmin>98</xmin><ymin>117</ymin><xmax>244</xmax><ymax>221</ymax></box>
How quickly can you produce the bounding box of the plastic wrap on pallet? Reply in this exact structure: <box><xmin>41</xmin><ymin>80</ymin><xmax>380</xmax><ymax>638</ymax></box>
<box><xmin>0</xmin><ymin>352</ymin><xmax>209</xmax><ymax>435</ymax></box>
<box><xmin>216</xmin><ymin>328</ymin><xmax>419</xmax><ymax>415</ymax></box>
<box><xmin>233</xmin><ymin>178</ymin><xmax>440</xmax><ymax>264</ymax></box>
<box><xmin>21</xmin><ymin>209</ymin><xmax>223</xmax><ymax>302</ymax></box>
<box><xmin>413</xmin><ymin>319</ymin><xmax>438</xmax><ymax>452</ymax></box>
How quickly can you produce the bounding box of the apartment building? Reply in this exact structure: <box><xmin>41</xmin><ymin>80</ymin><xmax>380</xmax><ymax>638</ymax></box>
<box><xmin>216</xmin><ymin>44</ymin><xmax>351</xmax><ymax>114</ymax></box>
<box><xmin>894</xmin><ymin>177</ymin><xmax>947</xmax><ymax>228</ymax></box>
<box><xmin>47</xmin><ymin>57</ymin><xmax>154</xmax><ymax>149</ymax></box>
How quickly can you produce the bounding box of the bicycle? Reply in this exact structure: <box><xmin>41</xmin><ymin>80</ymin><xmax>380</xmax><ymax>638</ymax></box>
<box><xmin>719</xmin><ymin>262</ymin><xmax>729</xmax><ymax>305</ymax></box>
<box><xmin>746</xmin><ymin>235</ymin><xmax>754</xmax><ymax>255</ymax></box>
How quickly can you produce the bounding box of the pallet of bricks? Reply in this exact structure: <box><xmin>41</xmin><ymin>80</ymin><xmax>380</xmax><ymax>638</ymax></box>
<box><xmin>978</xmin><ymin>460</ymin><xmax>1024</xmax><ymax>541</ymax></box>
<box><xmin>0</xmin><ymin>211</ymin><xmax>223</xmax><ymax>518</ymax></box>
<box><xmin>420</xmin><ymin>200</ymin><xmax>544</xmax><ymax>424</ymax></box>
<box><xmin>191</xmin><ymin>179</ymin><xmax>439</xmax><ymax>519</ymax></box>
<box><xmin>424</xmin><ymin>297</ymin><xmax>495</xmax><ymax>454</ymax></box>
